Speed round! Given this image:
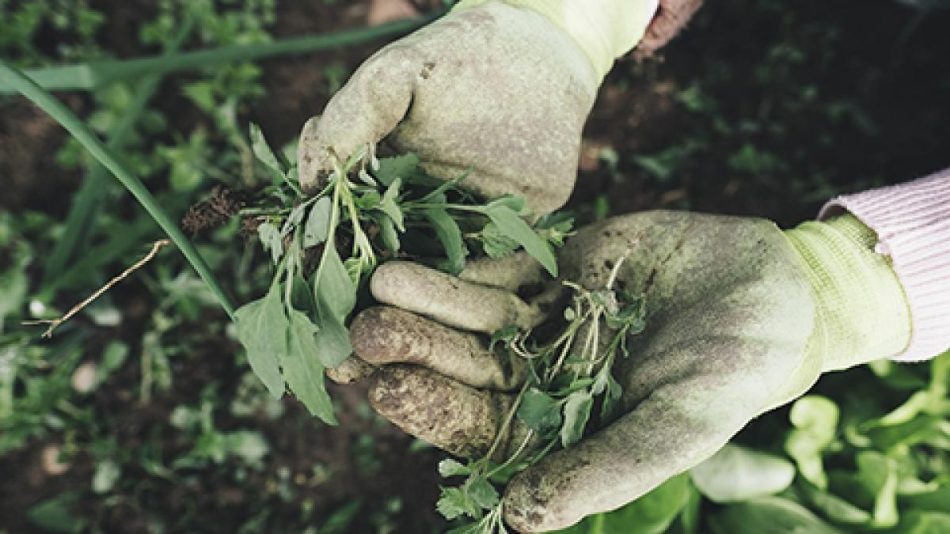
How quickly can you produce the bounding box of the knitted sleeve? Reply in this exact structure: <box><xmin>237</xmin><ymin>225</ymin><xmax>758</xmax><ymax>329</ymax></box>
<box><xmin>820</xmin><ymin>168</ymin><xmax>950</xmax><ymax>362</ymax></box>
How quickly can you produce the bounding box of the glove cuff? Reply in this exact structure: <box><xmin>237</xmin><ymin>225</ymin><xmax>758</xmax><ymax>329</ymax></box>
<box><xmin>785</xmin><ymin>215</ymin><xmax>911</xmax><ymax>371</ymax></box>
<box><xmin>820</xmin><ymin>168</ymin><xmax>950</xmax><ymax>362</ymax></box>
<box><xmin>454</xmin><ymin>0</ymin><xmax>659</xmax><ymax>80</ymax></box>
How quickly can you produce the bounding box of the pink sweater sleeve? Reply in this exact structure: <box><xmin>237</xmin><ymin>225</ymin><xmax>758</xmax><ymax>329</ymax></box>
<box><xmin>819</xmin><ymin>168</ymin><xmax>950</xmax><ymax>362</ymax></box>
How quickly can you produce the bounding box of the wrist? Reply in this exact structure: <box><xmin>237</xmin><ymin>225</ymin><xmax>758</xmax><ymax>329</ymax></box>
<box><xmin>820</xmin><ymin>169</ymin><xmax>950</xmax><ymax>362</ymax></box>
<box><xmin>785</xmin><ymin>215</ymin><xmax>912</xmax><ymax>371</ymax></box>
<box><xmin>454</xmin><ymin>0</ymin><xmax>659</xmax><ymax>80</ymax></box>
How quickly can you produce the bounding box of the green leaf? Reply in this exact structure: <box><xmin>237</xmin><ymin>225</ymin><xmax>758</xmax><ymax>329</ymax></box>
<box><xmin>537</xmin><ymin>212</ymin><xmax>575</xmax><ymax>248</ymax></box>
<box><xmin>355</xmin><ymin>190</ymin><xmax>381</xmax><ymax>210</ymax></box>
<box><xmin>678</xmin><ymin>484</ymin><xmax>702</xmax><ymax>534</ymax></box>
<box><xmin>223</xmin><ymin>430</ymin><xmax>270</xmax><ymax>465</ymax></box>
<box><xmin>27</xmin><ymin>492</ymin><xmax>86</xmax><ymax>533</ymax></box>
<box><xmin>234</xmin><ymin>284</ymin><xmax>287</xmax><ymax>399</ymax></box>
<box><xmin>377</xmin><ymin>177</ymin><xmax>405</xmax><ymax>231</ymax></box>
<box><xmin>311</xmin><ymin>247</ymin><xmax>354</xmax><ymax>368</ymax></box>
<box><xmin>555</xmin><ymin>474</ymin><xmax>691</xmax><ymax>534</ymax></box>
<box><xmin>689</xmin><ymin>444</ymin><xmax>795</xmax><ymax>503</ymax></box>
<box><xmin>313</xmin><ymin>312</ymin><xmax>351</xmax><ymax>368</ymax></box>
<box><xmin>856</xmin><ymin>451</ymin><xmax>899</xmax><ymax>528</ymax></box>
<box><xmin>484</xmin><ymin>204</ymin><xmax>557</xmax><ymax>276</ymax></box>
<box><xmin>424</xmin><ymin>207</ymin><xmax>466</xmax><ymax>275</ymax></box>
<box><xmin>257</xmin><ymin>222</ymin><xmax>283</xmax><ymax>265</ymax></box>
<box><xmin>418</xmin><ymin>169</ymin><xmax>470</xmax><ymax>203</ymax></box>
<box><xmin>867</xmin><ymin>359</ymin><xmax>929</xmax><ymax>391</ymax></box>
<box><xmin>866</xmin><ymin>414</ymin><xmax>945</xmax><ymax>450</ymax></box>
<box><xmin>900</xmin><ymin>486</ymin><xmax>950</xmax><ymax>513</ymax></box>
<box><xmin>283</xmin><ymin>309</ymin><xmax>336</xmax><ymax>424</ymax></box>
<box><xmin>284</xmin><ymin>203</ymin><xmax>307</xmax><ymax>230</ymax></box>
<box><xmin>91</xmin><ymin>460</ymin><xmax>121</xmax><ymax>494</ymax></box>
<box><xmin>378</xmin><ymin>214</ymin><xmax>400</xmax><ymax>253</ymax></box>
<box><xmin>303</xmin><ymin>196</ymin><xmax>332</xmax><ymax>248</ymax></box>
<box><xmin>798</xmin><ymin>482</ymin><xmax>871</xmax><ymax>525</ymax></box>
<box><xmin>314</xmin><ymin>246</ymin><xmax>356</xmax><ymax>320</ymax></box>
<box><xmin>517</xmin><ymin>388</ymin><xmax>563</xmax><ymax>437</ymax></box>
<box><xmin>786</xmin><ymin>395</ymin><xmax>839</xmax><ymax>489</ymax></box>
<box><xmin>249</xmin><ymin>122</ymin><xmax>286</xmax><ymax>177</ymax></box>
<box><xmin>708</xmin><ymin>496</ymin><xmax>842</xmax><ymax>534</ymax></box>
<box><xmin>182</xmin><ymin>81</ymin><xmax>215</xmax><ymax>111</ymax></box>
<box><xmin>486</xmin><ymin>195</ymin><xmax>526</xmax><ymax>214</ymax></box>
<box><xmin>466</xmin><ymin>477</ymin><xmax>500</xmax><ymax>510</ymax></box>
<box><xmin>357</xmin><ymin>168</ymin><xmax>376</xmax><ymax>186</ymax></box>
<box><xmin>289</xmin><ymin>274</ymin><xmax>316</xmax><ymax>316</ymax></box>
<box><xmin>561</xmin><ymin>390</ymin><xmax>593</xmax><ymax>448</ymax></box>
<box><xmin>438</xmin><ymin>459</ymin><xmax>471</xmax><ymax>478</ymax></box>
<box><xmin>894</xmin><ymin>511</ymin><xmax>950</xmax><ymax>534</ymax></box>
<box><xmin>437</xmin><ymin>486</ymin><xmax>481</xmax><ymax>520</ymax></box>
<box><xmin>480</xmin><ymin>221</ymin><xmax>520</xmax><ymax>259</ymax></box>
<box><xmin>0</xmin><ymin>243</ymin><xmax>29</xmax><ymax>328</ymax></box>
<box><xmin>375</xmin><ymin>153</ymin><xmax>420</xmax><ymax>186</ymax></box>
<box><xmin>601</xmin><ymin>372</ymin><xmax>623</xmax><ymax>419</ymax></box>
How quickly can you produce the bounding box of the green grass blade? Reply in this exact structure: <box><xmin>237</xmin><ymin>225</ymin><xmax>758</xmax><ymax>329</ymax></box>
<box><xmin>0</xmin><ymin>60</ymin><xmax>236</xmax><ymax>319</ymax></box>
<box><xmin>43</xmin><ymin>18</ymin><xmax>196</xmax><ymax>284</ymax></box>
<box><xmin>0</xmin><ymin>15</ymin><xmax>438</xmax><ymax>94</ymax></box>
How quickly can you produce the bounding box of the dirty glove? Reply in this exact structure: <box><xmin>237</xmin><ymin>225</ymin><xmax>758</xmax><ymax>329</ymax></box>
<box><xmin>296</xmin><ymin>0</ymin><xmax>661</xmax><ymax>214</ymax></box>
<box><xmin>348</xmin><ymin>210</ymin><xmax>911</xmax><ymax>532</ymax></box>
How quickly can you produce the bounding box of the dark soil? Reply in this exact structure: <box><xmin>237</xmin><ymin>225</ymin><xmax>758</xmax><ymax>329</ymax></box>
<box><xmin>1</xmin><ymin>0</ymin><xmax>948</xmax><ymax>533</ymax></box>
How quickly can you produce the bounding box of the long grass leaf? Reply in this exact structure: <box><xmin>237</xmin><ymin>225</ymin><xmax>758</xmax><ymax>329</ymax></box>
<box><xmin>0</xmin><ymin>15</ymin><xmax>438</xmax><ymax>94</ymax></box>
<box><xmin>43</xmin><ymin>18</ymin><xmax>196</xmax><ymax>284</ymax></box>
<box><xmin>0</xmin><ymin>61</ymin><xmax>236</xmax><ymax>318</ymax></box>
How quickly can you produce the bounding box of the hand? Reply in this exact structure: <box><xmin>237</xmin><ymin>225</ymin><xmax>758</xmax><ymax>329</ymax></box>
<box><xmin>296</xmin><ymin>2</ymin><xmax>602</xmax><ymax>215</ymax></box>
<box><xmin>346</xmin><ymin>210</ymin><xmax>911</xmax><ymax>531</ymax></box>
<box><xmin>636</xmin><ymin>0</ymin><xmax>705</xmax><ymax>59</ymax></box>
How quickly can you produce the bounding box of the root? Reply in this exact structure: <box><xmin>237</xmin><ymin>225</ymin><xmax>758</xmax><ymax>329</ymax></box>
<box><xmin>23</xmin><ymin>239</ymin><xmax>172</xmax><ymax>337</ymax></box>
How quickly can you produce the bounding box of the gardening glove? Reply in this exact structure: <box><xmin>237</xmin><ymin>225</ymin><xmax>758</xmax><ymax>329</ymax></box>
<box><xmin>348</xmin><ymin>210</ymin><xmax>911</xmax><ymax>532</ymax></box>
<box><xmin>296</xmin><ymin>0</ymin><xmax>664</xmax><ymax>215</ymax></box>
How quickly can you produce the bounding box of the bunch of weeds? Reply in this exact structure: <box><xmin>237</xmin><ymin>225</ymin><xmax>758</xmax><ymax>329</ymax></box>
<box><xmin>235</xmin><ymin>126</ymin><xmax>572</xmax><ymax>424</ymax></box>
<box><xmin>435</xmin><ymin>260</ymin><xmax>647</xmax><ymax>533</ymax></box>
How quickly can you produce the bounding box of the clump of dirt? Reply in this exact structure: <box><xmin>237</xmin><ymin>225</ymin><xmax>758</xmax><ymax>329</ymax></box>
<box><xmin>181</xmin><ymin>185</ymin><xmax>247</xmax><ymax>236</ymax></box>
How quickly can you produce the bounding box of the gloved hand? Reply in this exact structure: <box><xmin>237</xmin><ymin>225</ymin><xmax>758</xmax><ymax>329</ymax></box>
<box><xmin>347</xmin><ymin>210</ymin><xmax>912</xmax><ymax>532</ymax></box>
<box><xmin>296</xmin><ymin>0</ymin><xmax>664</xmax><ymax>215</ymax></box>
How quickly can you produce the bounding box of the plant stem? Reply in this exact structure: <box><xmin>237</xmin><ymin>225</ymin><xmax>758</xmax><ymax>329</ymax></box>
<box><xmin>0</xmin><ymin>61</ymin><xmax>236</xmax><ymax>319</ymax></box>
<box><xmin>311</xmin><ymin>167</ymin><xmax>345</xmax><ymax>292</ymax></box>
<box><xmin>482</xmin><ymin>380</ymin><xmax>531</xmax><ymax>465</ymax></box>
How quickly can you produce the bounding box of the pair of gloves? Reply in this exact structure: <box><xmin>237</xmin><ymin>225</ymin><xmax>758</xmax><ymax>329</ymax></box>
<box><xmin>295</xmin><ymin>1</ymin><xmax>913</xmax><ymax>531</ymax></box>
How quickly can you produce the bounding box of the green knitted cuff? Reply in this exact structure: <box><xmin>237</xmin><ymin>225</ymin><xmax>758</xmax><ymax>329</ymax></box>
<box><xmin>785</xmin><ymin>215</ymin><xmax>911</xmax><ymax>371</ymax></box>
<box><xmin>454</xmin><ymin>0</ymin><xmax>658</xmax><ymax>80</ymax></box>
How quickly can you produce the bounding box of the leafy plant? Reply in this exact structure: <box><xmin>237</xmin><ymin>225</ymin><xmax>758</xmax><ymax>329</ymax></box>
<box><xmin>234</xmin><ymin>126</ymin><xmax>570</xmax><ymax>424</ymax></box>
<box><xmin>435</xmin><ymin>261</ymin><xmax>646</xmax><ymax>532</ymax></box>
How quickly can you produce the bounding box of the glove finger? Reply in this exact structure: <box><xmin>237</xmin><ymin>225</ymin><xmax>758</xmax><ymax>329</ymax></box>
<box><xmin>351</xmin><ymin>306</ymin><xmax>525</xmax><ymax>391</ymax></box>
<box><xmin>325</xmin><ymin>355</ymin><xmax>376</xmax><ymax>385</ymax></box>
<box><xmin>368</xmin><ymin>364</ymin><xmax>530</xmax><ymax>460</ymax></box>
<box><xmin>370</xmin><ymin>261</ymin><xmax>547</xmax><ymax>334</ymax></box>
<box><xmin>502</xmin><ymin>358</ymin><xmax>773</xmax><ymax>532</ymax></box>
<box><xmin>297</xmin><ymin>46</ymin><xmax>416</xmax><ymax>193</ymax></box>
<box><xmin>458</xmin><ymin>251</ymin><xmax>545</xmax><ymax>292</ymax></box>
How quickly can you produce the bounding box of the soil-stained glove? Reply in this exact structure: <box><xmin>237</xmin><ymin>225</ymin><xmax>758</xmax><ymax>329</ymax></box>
<box><xmin>296</xmin><ymin>0</ymin><xmax>661</xmax><ymax>215</ymax></box>
<box><xmin>348</xmin><ymin>210</ymin><xmax>911</xmax><ymax>532</ymax></box>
